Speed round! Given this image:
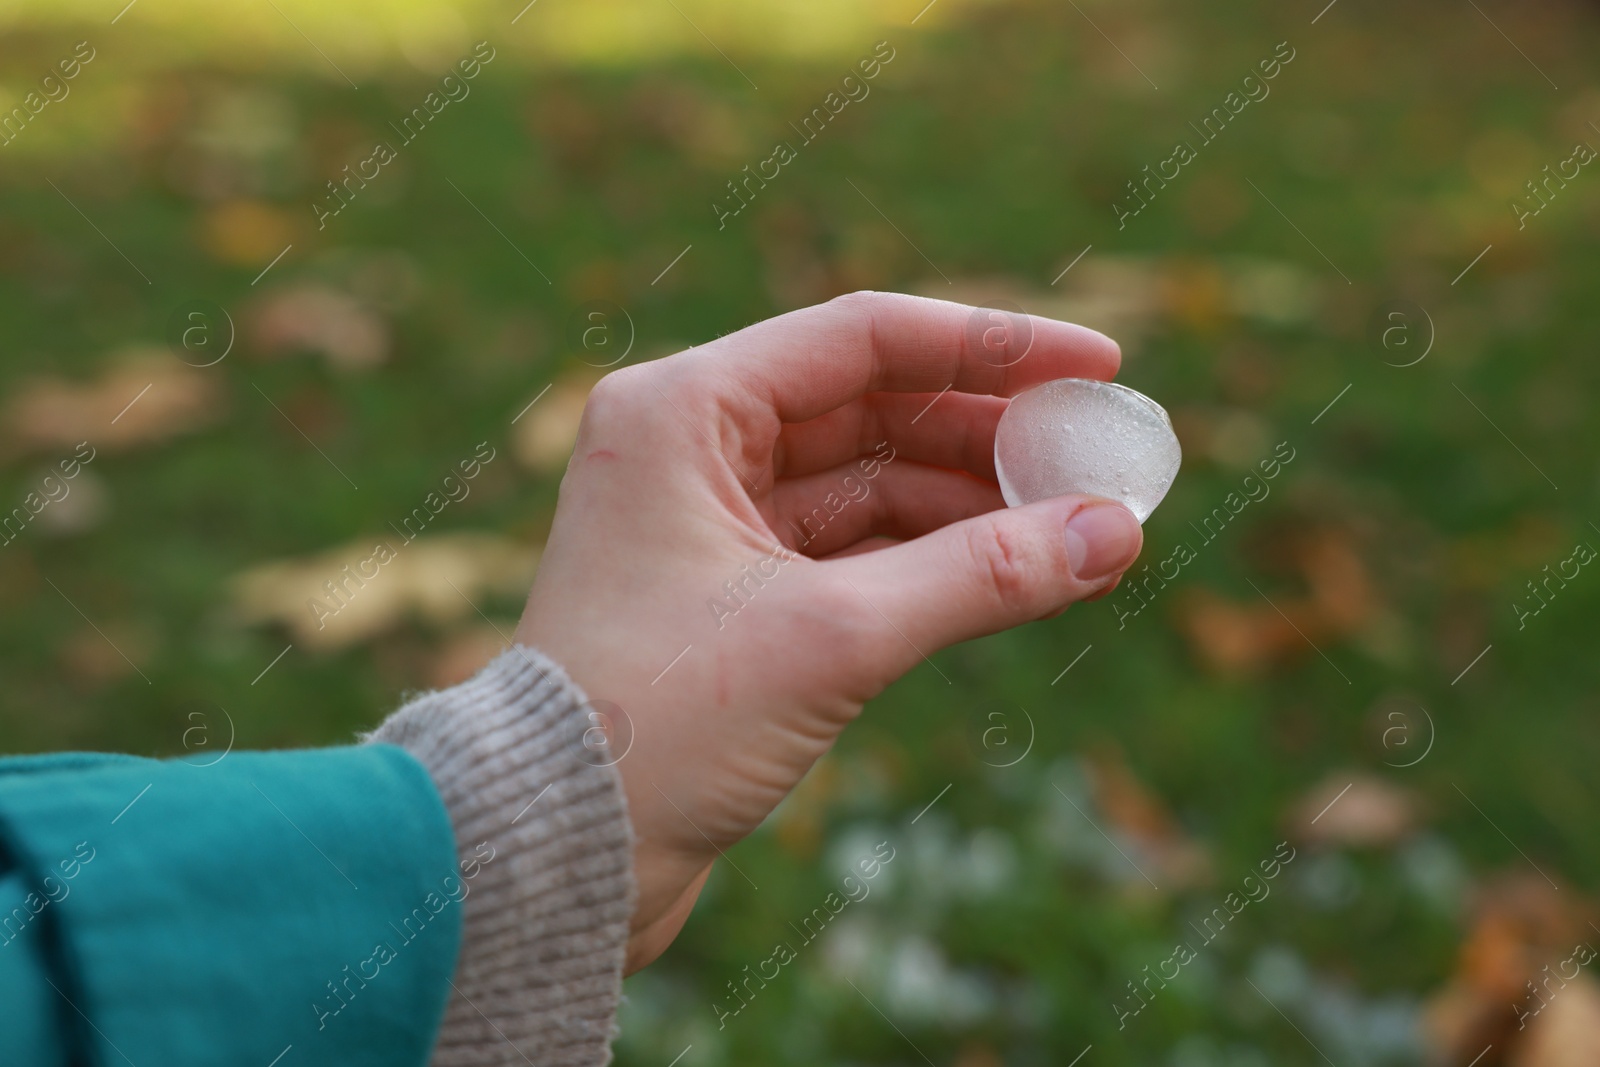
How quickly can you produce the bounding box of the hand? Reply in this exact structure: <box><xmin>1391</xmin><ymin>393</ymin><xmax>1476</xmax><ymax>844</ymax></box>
<box><xmin>512</xmin><ymin>292</ymin><xmax>1144</xmax><ymax>972</ymax></box>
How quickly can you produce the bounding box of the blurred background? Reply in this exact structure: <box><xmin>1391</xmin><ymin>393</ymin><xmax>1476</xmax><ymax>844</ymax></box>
<box><xmin>3</xmin><ymin>0</ymin><xmax>1599</xmax><ymax>1063</ymax></box>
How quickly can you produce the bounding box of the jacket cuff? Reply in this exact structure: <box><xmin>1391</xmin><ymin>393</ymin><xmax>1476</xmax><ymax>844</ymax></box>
<box><xmin>368</xmin><ymin>646</ymin><xmax>635</xmax><ymax>1067</ymax></box>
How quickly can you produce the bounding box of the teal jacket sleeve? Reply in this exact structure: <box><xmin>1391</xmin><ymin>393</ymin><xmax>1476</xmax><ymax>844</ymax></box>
<box><xmin>0</xmin><ymin>744</ymin><xmax>464</xmax><ymax>1067</ymax></box>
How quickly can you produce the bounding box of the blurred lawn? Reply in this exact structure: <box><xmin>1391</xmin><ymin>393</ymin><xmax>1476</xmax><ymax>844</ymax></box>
<box><xmin>3</xmin><ymin>0</ymin><xmax>1600</xmax><ymax>1063</ymax></box>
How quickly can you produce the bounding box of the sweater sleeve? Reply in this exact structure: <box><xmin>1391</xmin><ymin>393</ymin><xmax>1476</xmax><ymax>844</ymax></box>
<box><xmin>366</xmin><ymin>646</ymin><xmax>636</xmax><ymax>1067</ymax></box>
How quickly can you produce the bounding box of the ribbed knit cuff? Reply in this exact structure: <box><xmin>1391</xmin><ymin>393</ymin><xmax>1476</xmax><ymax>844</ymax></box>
<box><xmin>366</xmin><ymin>646</ymin><xmax>636</xmax><ymax>1067</ymax></box>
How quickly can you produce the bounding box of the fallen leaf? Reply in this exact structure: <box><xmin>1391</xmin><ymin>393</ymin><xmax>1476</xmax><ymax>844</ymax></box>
<box><xmin>1160</xmin><ymin>259</ymin><xmax>1232</xmax><ymax>333</ymax></box>
<box><xmin>1222</xmin><ymin>257</ymin><xmax>1320</xmax><ymax>326</ymax></box>
<box><xmin>2</xmin><ymin>349</ymin><xmax>225</xmax><ymax>455</ymax></box>
<box><xmin>1289</xmin><ymin>773</ymin><xmax>1419</xmax><ymax>849</ymax></box>
<box><xmin>199</xmin><ymin>199</ymin><xmax>298</xmax><ymax>267</ymax></box>
<box><xmin>1511</xmin><ymin>972</ymin><xmax>1600</xmax><ymax>1067</ymax></box>
<box><xmin>1173</xmin><ymin>525</ymin><xmax>1378</xmax><ymax>678</ymax></box>
<box><xmin>1085</xmin><ymin>742</ymin><xmax>1211</xmax><ymax>890</ymax></box>
<box><xmin>230</xmin><ymin>532</ymin><xmax>539</xmax><ymax>650</ymax></box>
<box><xmin>1424</xmin><ymin>874</ymin><xmax>1598</xmax><ymax>1066</ymax></box>
<box><xmin>250</xmin><ymin>284</ymin><xmax>389</xmax><ymax>371</ymax></box>
<box><xmin>1174</xmin><ymin>587</ymin><xmax>1306</xmax><ymax>675</ymax></box>
<box><xmin>951</xmin><ymin>1043</ymin><xmax>1004</xmax><ymax>1067</ymax></box>
<box><xmin>344</xmin><ymin>250</ymin><xmax>425</xmax><ymax>315</ymax></box>
<box><xmin>32</xmin><ymin>468</ymin><xmax>110</xmax><ymax>537</ymax></box>
<box><xmin>59</xmin><ymin>621</ymin><xmax>155</xmax><ymax>690</ymax></box>
<box><xmin>511</xmin><ymin>370</ymin><xmax>604</xmax><ymax>474</ymax></box>
<box><xmin>1299</xmin><ymin>528</ymin><xmax>1377</xmax><ymax>632</ymax></box>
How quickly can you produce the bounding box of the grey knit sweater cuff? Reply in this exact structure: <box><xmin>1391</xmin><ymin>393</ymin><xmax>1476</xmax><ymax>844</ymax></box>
<box><xmin>366</xmin><ymin>646</ymin><xmax>636</xmax><ymax>1067</ymax></box>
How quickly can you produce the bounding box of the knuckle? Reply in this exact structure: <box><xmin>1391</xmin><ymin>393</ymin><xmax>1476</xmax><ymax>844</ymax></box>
<box><xmin>825</xmin><ymin>289</ymin><xmax>882</xmax><ymax>315</ymax></box>
<box><xmin>586</xmin><ymin>365</ymin><xmax>643</xmax><ymax>407</ymax></box>
<box><xmin>580</xmin><ymin>366</ymin><xmax>652</xmax><ymax>433</ymax></box>
<box><xmin>967</xmin><ymin>521</ymin><xmax>1049</xmax><ymax>615</ymax></box>
<box><xmin>812</xmin><ymin>291</ymin><xmax>890</xmax><ymax>375</ymax></box>
<box><xmin>816</xmin><ymin>291</ymin><xmax>885</xmax><ymax>338</ymax></box>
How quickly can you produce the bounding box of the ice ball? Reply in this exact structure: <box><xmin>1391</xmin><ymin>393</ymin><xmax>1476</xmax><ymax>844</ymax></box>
<box><xmin>994</xmin><ymin>378</ymin><xmax>1181</xmax><ymax>523</ymax></box>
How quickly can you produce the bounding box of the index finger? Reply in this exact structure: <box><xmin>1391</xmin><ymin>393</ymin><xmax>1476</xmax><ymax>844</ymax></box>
<box><xmin>700</xmin><ymin>291</ymin><xmax>1121</xmax><ymax>424</ymax></box>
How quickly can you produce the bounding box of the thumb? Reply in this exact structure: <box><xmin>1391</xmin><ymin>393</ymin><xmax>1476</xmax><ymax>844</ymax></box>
<box><xmin>833</xmin><ymin>497</ymin><xmax>1143</xmax><ymax>654</ymax></box>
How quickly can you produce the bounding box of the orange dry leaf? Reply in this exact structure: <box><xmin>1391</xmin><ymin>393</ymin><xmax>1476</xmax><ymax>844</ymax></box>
<box><xmin>1423</xmin><ymin>873</ymin><xmax>1598</xmax><ymax>1066</ymax></box>
<box><xmin>1299</xmin><ymin>528</ymin><xmax>1376</xmax><ymax>631</ymax></box>
<box><xmin>1084</xmin><ymin>743</ymin><xmax>1211</xmax><ymax>891</ymax></box>
<box><xmin>2</xmin><ymin>349</ymin><xmax>225</xmax><ymax>455</ymax></box>
<box><xmin>1174</xmin><ymin>525</ymin><xmax>1377</xmax><ymax>677</ymax></box>
<box><xmin>1173</xmin><ymin>587</ymin><xmax>1306</xmax><ymax>675</ymax></box>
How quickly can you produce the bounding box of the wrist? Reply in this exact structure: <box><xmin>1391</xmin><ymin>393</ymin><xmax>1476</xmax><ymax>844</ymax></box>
<box><xmin>367</xmin><ymin>646</ymin><xmax>636</xmax><ymax>1062</ymax></box>
<box><xmin>628</xmin><ymin>836</ymin><xmax>712</xmax><ymax>929</ymax></box>
<box><xmin>625</xmin><ymin>857</ymin><xmax>714</xmax><ymax>973</ymax></box>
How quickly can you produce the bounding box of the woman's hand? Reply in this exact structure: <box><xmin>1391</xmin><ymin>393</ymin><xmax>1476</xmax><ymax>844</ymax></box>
<box><xmin>512</xmin><ymin>292</ymin><xmax>1144</xmax><ymax>972</ymax></box>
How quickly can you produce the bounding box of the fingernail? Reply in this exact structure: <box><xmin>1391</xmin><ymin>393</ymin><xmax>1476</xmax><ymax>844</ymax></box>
<box><xmin>1064</xmin><ymin>504</ymin><xmax>1141</xmax><ymax>581</ymax></box>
